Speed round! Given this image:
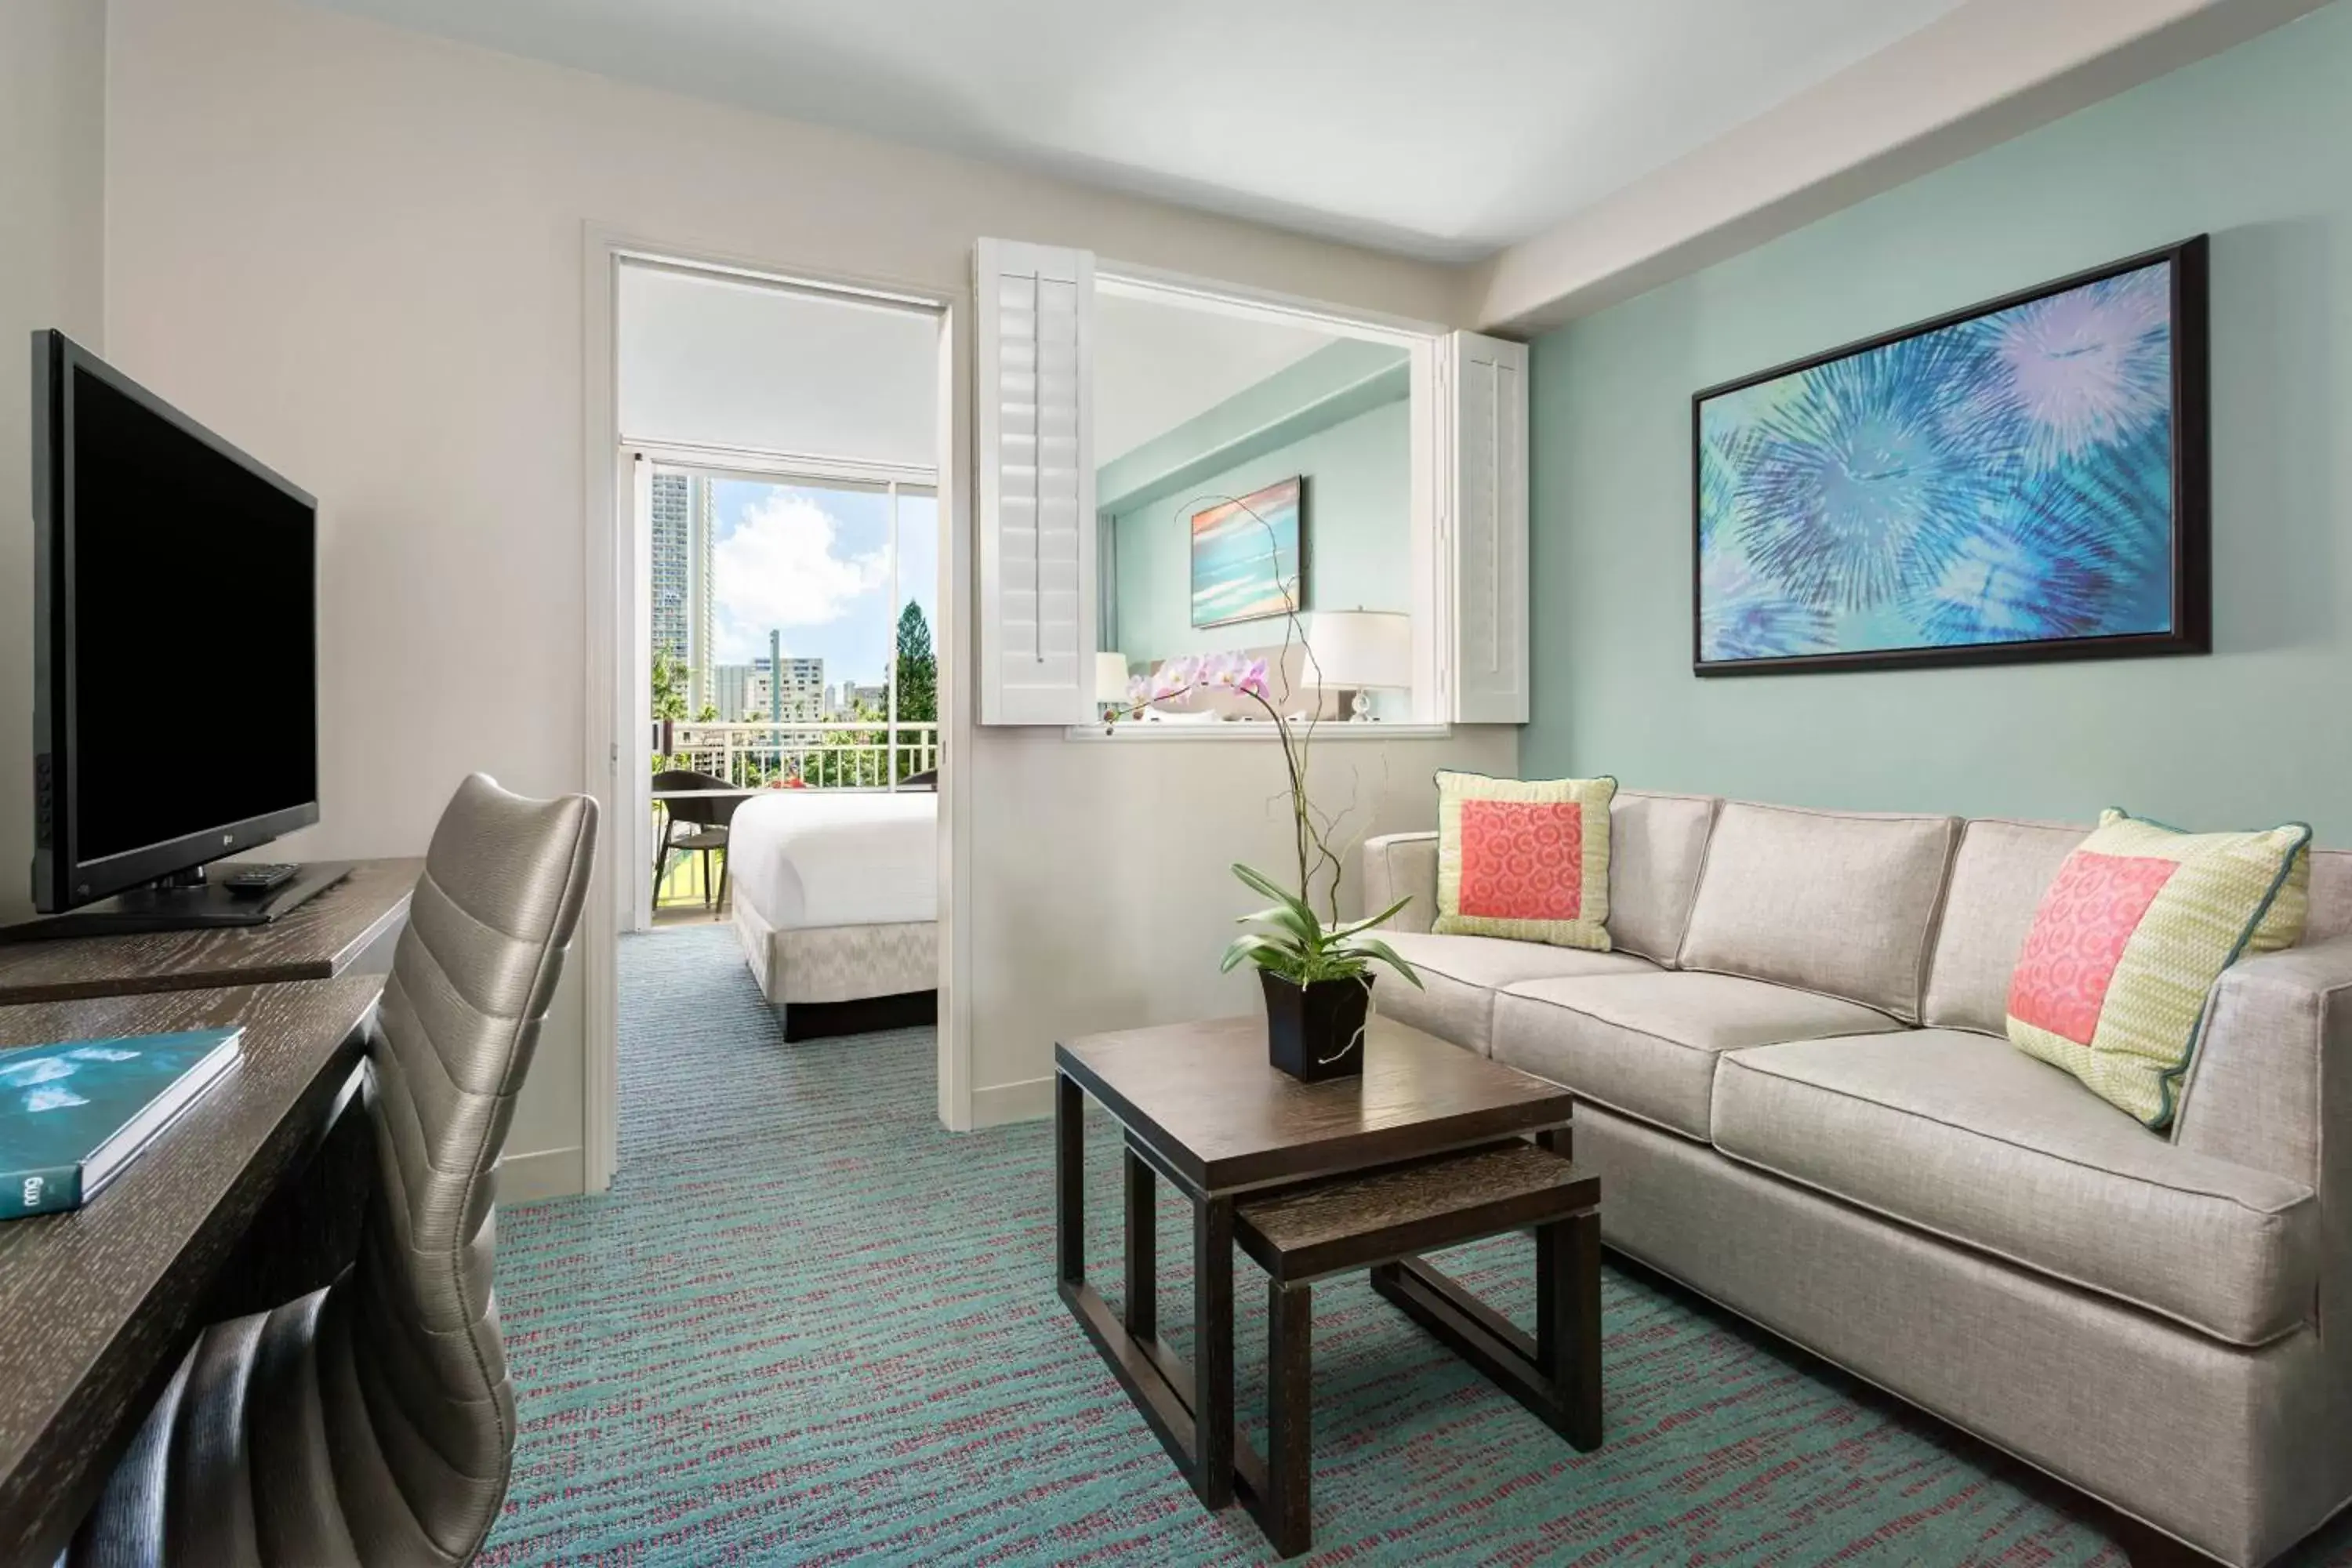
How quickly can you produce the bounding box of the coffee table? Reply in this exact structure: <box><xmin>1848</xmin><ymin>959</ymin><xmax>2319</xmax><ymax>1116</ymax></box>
<box><xmin>1054</xmin><ymin>1013</ymin><xmax>1590</xmax><ymax>1545</ymax></box>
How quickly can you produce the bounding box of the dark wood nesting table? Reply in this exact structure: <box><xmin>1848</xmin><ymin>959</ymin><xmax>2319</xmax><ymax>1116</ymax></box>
<box><xmin>1054</xmin><ymin>1014</ymin><xmax>1600</xmax><ymax>1553</ymax></box>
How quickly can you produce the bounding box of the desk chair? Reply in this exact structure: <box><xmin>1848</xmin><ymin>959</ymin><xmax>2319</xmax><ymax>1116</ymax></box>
<box><xmin>69</xmin><ymin>774</ymin><xmax>597</xmax><ymax>1567</ymax></box>
<box><xmin>651</xmin><ymin>768</ymin><xmax>741</xmax><ymax>911</ymax></box>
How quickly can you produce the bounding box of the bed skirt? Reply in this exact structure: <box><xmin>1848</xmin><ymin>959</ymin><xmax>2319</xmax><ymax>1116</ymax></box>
<box><xmin>734</xmin><ymin>882</ymin><xmax>937</xmax><ymax>1014</ymax></box>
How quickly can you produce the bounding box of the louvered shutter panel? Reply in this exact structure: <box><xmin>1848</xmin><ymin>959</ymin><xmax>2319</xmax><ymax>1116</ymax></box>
<box><xmin>1446</xmin><ymin>331</ymin><xmax>1530</xmax><ymax>723</ymax></box>
<box><xmin>976</xmin><ymin>238</ymin><xmax>1096</xmax><ymax>724</ymax></box>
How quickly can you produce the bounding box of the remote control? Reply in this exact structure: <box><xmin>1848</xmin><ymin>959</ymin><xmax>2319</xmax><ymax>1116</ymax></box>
<box><xmin>222</xmin><ymin>862</ymin><xmax>300</xmax><ymax>896</ymax></box>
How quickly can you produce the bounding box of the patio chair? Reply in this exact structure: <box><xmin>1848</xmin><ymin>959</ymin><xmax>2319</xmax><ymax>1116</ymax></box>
<box><xmin>652</xmin><ymin>768</ymin><xmax>743</xmax><ymax>910</ymax></box>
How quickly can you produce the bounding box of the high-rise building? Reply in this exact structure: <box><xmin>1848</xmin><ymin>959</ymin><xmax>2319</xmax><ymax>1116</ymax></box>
<box><xmin>713</xmin><ymin>655</ymin><xmax>826</xmax><ymax>722</ymax></box>
<box><xmin>712</xmin><ymin>662</ymin><xmax>759</xmax><ymax>721</ymax></box>
<box><xmin>650</xmin><ymin>471</ymin><xmax>717</xmax><ymax>713</ymax></box>
<box><xmin>774</xmin><ymin>655</ymin><xmax>826</xmax><ymax>719</ymax></box>
<box><xmin>649</xmin><ymin>472</ymin><xmax>691</xmax><ymax>674</ymax></box>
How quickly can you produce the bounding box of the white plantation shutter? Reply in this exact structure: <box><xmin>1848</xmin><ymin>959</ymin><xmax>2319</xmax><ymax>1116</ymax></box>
<box><xmin>1446</xmin><ymin>331</ymin><xmax>1530</xmax><ymax>724</ymax></box>
<box><xmin>977</xmin><ymin>238</ymin><xmax>1096</xmax><ymax>724</ymax></box>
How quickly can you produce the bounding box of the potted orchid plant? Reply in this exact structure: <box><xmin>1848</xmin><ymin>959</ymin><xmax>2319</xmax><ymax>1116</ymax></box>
<box><xmin>1111</xmin><ymin>508</ymin><xmax>1421</xmax><ymax>1082</ymax></box>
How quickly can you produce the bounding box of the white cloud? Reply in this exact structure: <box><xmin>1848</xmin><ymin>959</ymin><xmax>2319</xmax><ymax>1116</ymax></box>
<box><xmin>711</xmin><ymin>495</ymin><xmax>888</xmax><ymax>662</ymax></box>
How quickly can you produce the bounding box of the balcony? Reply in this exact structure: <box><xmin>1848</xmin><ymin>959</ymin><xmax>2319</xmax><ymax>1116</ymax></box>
<box><xmin>650</xmin><ymin>720</ymin><xmax>940</xmax><ymax>915</ymax></box>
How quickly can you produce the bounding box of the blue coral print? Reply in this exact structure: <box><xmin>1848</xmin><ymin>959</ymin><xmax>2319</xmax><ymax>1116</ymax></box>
<box><xmin>1697</xmin><ymin>261</ymin><xmax>2176</xmax><ymax>662</ymax></box>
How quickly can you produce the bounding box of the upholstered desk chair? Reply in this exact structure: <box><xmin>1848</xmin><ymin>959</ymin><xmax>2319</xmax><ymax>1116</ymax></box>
<box><xmin>70</xmin><ymin>775</ymin><xmax>598</xmax><ymax>1567</ymax></box>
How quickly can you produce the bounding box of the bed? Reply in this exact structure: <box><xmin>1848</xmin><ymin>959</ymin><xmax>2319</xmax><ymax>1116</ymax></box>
<box><xmin>726</xmin><ymin>789</ymin><xmax>938</xmax><ymax>1041</ymax></box>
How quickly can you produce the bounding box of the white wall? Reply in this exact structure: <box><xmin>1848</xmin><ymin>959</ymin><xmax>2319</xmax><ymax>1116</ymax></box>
<box><xmin>967</xmin><ymin>727</ymin><xmax>1514</xmax><ymax>1118</ymax></box>
<box><xmin>1</xmin><ymin>0</ymin><xmax>107</xmax><ymax>927</ymax></box>
<box><xmin>102</xmin><ymin>0</ymin><xmax>1495</xmax><ymax>1185</ymax></box>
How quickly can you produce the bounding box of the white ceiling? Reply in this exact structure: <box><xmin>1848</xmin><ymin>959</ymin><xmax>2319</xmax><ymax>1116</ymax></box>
<box><xmin>617</xmin><ymin>265</ymin><xmax>939</xmax><ymax>468</ymax></box>
<box><xmin>1094</xmin><ymin>292</ymin><xmax>1338</xmax><ymax>466</ymax></box>
<box><xmin>308</xmin><ymin>0</ymin><xmax>1961</xmax><ymax>261</ymax></box>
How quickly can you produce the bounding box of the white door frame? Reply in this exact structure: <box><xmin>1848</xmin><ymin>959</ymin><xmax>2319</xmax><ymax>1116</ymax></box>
<box><xmin>582</xmin><ymin>225</ymin><xmax>975</xmax><ymax>1192</ymax></box>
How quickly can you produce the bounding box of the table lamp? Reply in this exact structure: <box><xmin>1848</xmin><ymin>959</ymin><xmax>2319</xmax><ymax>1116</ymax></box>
<box><xmin>1094</xmin><ymin>652</ymin><xmax>1131</xmax><ymax>716</ymax></box>
<box><xmin>1305</xmin><ymin>611</ymin><xmax>1410</xmax><ymax>719</ymax></box>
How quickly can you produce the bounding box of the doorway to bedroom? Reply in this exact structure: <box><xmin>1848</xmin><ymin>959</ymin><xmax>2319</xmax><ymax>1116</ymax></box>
<box><xmin>606</xmin><ymin>253</ymin><xmax>949</xmax><ymax>1176</ymax></box>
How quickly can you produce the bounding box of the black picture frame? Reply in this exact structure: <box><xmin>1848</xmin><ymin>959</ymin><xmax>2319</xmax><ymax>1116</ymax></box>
<box><xmin>1189</xmin><ymin>474</ymin><xmax>1309</xmax><ymax>630</ymax></box>
<box><xmin>1690</xmin><ymin>235</ymin><xmax>2210</xmax><ymax>677</ymax></box>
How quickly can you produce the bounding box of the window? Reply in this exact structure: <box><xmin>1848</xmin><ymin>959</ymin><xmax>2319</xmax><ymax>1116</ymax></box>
<box><xmin>652</xmin><ymin>470</ymin><xmax>939</xmax><ymax>791</ymax></box>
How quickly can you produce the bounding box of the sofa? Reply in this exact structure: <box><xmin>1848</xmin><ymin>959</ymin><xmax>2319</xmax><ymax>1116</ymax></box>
<box><xmin>1359</xmin><ymin>792</ymin><xmax>2352</xmax><ymax>1567</ymax></box>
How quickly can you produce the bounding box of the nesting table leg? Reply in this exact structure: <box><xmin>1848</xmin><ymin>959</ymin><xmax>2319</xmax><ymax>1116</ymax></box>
<box><xmin>1123</xmin><ymin>1149</ymin><xmax>1156</xmax><ymax>1338</ymax></box>
<box><xmin>1265</xmin><ymin>1281</ymin><xmax>1315</xmax><ymax>1557</ymax></box>
<box><xmin>1537</xmin><ymin>1205</ymin><xmax>1603</xmax><ymax>1451</ymax></box>
<box><xmin>1192</xmin><ymin>1197</ymin><xmax>1236</xmax><ymax>1508</ymax></box>
<box><xmin>1054</xmin><ymin>1073</ymin><xmax>1084</xmax><ymax>1288</ymax></box>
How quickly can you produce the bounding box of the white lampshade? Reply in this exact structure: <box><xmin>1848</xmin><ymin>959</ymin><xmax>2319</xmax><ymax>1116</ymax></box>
<box><xmin>1094</xmin><ymin>652</ymin><xmax>1132</xmax><ymax>702</ymax></box>
<box><xmin>1305</xmin><ymin>611</ymin><xmax>1411</xmax><ymax>690</ymax></box>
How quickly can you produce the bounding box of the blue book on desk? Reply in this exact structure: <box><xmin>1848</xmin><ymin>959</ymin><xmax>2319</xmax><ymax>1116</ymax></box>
<box><xmin>0</xmin><ymin>1029</ymin><xmax>243</xmax><ymax>1218</ymax></box>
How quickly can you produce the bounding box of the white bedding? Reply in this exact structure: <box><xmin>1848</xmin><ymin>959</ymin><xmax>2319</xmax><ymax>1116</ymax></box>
<box><xmin>726</xmin><ymin>789</ymin><xmax>938</xmax><ymax>931</ymax></box>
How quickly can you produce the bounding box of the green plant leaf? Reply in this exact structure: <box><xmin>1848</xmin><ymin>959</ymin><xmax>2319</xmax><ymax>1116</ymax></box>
<box><xmin>1234</xmin><ymin>902</ymin><xmax>1318</xmax><ymax>945</ymax></box>
<box><xmin>1329</xmin><ymin>895</ymin><xmax>1415</xmax><ymax>940</ymax></box>
<box><xmin>1346</xmin><ymin>935</ymin><xmax>1424</xmax><ymax>989</ymax></box>
<box><xmin>1221</xmin><ymin>932</ymin><xmax>1304</xmax><ymax>976</ymax></box>
<box><xmin>1230</xmin><ymin>863</ymin><xmax>1322</xmax><ymax>941</ymax></box>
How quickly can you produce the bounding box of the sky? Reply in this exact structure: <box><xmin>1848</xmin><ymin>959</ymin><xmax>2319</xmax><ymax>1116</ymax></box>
<box><xmin>708</xmin><ymin>478</ymin><xmax>938</xmax><ymax>691</ymax></box>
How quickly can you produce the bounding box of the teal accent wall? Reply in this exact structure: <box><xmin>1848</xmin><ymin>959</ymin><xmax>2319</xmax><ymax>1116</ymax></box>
<box><xmin>1109</xmin><ymin>342</ymin><xmax>1411</xmax><ymax>665</ymax></box>
<box><xmin>1523</xmin><ymin>2</ymin><xmax>2352</xmax><ymax>843</ymax></box>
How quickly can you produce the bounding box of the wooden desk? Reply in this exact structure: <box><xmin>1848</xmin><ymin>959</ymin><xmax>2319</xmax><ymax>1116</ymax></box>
<box><xmin>0</xmin><ymin>975</ymin><xmax>387</xmax><ymax>1567</ymax></box>
<box><xmin>0</xmin><ymin>858</ymin><xmax>421</xmax><ymax>1007</ymax></box>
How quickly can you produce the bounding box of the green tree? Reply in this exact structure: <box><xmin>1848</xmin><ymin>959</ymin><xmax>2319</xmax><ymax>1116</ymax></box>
<box><xmin>892</xmin><ymin>601</ymin><xmax>938</xmax><ymax>783</ymax></box>
<box><xmin>651</xmin><ymin>648</ymin><xmax>688</xmax><ymax>723</ymax></box>
<box><xmin>895</xmin><ymin>601</ymin><xmax>937</xmax><ymax>723</ymax></box>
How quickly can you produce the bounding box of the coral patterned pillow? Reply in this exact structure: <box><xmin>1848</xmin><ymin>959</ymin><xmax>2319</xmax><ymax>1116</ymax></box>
<box><xmin>1434</xmin><ymin>772</ymin><xmax>1614</xmax><ymax>950</ymax></box>
<box><xmin>2008</xmin><ymin>810</ymin><xmax>2310</xmax><ymax>1128</ymax></box>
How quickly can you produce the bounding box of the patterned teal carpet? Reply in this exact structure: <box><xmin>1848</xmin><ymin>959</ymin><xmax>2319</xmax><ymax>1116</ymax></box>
<box><xmin>481</xmin><ymin>927</ymin><xmax>2341</xmax><ymax>1565</ymax></box>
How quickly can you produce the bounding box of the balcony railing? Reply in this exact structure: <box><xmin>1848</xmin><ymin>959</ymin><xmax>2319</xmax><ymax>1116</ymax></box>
<box><xmin>652</xmin><ymin>719</ymin><xmax>939</xmax><ymax>792</ymax></box>
<box><xmin>648</xmin><ymin>720</ymin><xmax>939</xmax><ymax>912</ymax></box>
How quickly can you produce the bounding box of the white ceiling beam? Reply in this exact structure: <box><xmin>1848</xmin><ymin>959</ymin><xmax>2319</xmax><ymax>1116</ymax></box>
<box><xmin>1472</xmin><ymin>0</ymin><xmax>2327</xmax><ymax>336</ymax></box>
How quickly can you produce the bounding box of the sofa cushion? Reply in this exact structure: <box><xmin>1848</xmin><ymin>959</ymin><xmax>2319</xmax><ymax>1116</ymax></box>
<box><xmin>1711</xmin><ymin>1029</ymin><xmax>2319</xmax><ymax>1345</ymax></box>
<box><xmin>1921</xmin><ymin>818</ymin><xmax>2089</xmax><ymax>1037</ymax></box>
<box><xmin>1676</xmin><ymin>800</ymin><xmax>1960</xmax><ymax>1022</ymax></box>
<box><xmin>1373</xmin><ymin>932</ymin><xmax>1656</xmax><ymax>1056</ymax></box>
<box><xmin>1490</xmin><ymin>972</ymin><xmax>1896</xmax><ymax>1140</ymax></box>
<box><xmin>1606</xmin><ymin>789</ymin><xmax>1718</xmax><ymax>966</ymax></box>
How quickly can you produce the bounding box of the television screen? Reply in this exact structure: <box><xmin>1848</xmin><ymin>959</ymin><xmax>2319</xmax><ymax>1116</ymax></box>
<box><xmin>34</xmin><ymin>336</ymin><xmax>318</xmax><ymax>909</ymax></box>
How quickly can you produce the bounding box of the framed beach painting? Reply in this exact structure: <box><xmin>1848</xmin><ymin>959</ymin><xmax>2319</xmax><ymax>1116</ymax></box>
<box><xmin>1693</xmin><ymin>237</ymin><xmax>2210</xmax><ymax>675</ymax></box>
<box><xmin>1191</xmin><ymin>476</ymin><xmax>1306</xmax><ymax>629</ymax></box>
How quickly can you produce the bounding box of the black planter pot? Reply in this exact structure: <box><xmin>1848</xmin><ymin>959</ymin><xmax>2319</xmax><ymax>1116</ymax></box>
<box><xmin>1260</xmin><ymin>969</ymin><xmax>1372</xmax><ymax>1082</ymax></box>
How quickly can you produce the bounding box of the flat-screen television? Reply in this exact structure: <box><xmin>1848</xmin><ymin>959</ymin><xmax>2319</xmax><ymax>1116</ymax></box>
<box><xmin>29</xmin><ymin>331</ymin><xmax>319</xmax><ymax>915</ymax></box>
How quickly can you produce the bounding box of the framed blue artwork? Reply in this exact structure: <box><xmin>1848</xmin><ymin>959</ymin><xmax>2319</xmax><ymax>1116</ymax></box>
<box><xmin>1693</xmin><ymin>237</ymin><xmax>2209</xmax><ymax>675</ymax></box>
<box><xmin>1191</xmin><ymin>476</ymin><xmax>1305</xmax><ymax>629</ymax></box>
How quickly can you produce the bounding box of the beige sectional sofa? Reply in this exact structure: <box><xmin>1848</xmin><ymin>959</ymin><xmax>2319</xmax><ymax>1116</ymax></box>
<box><xmin>1360</xmin><ymin>793</ymin><xmax>2352</xmax><ymax>1566</ymax></box>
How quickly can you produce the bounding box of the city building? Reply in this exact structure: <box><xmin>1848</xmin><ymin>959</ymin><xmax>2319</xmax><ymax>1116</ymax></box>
<box><xmin>712</xmin><ymin>653</ymin><xmax>827</xmax><ymax>722</ymax></box>
<box><xmin>649</xmin><ymin>470</ymin><xmax>717</xmax><ymax>712</ymax></box>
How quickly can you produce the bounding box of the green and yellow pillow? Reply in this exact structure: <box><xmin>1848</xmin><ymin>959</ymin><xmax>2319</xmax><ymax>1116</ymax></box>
<box><xmin>1434</xmin><ymin>772</ymin><xmax>1613</xmax><ymax>951</ymax></box>
<box><xmin>2007</xmin><ymin>809</ymin><xmax>2310</xmax><ymax>1127</ymax></box>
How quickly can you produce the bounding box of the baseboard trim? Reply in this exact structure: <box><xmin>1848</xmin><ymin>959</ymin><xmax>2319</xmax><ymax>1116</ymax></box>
<box><xmin>502</xmin><ymin>1145</ymin><xmax>586</xmax><ymax>1203</ymax></box>
<box><xmin>970</xmin><ymin>1076</ymin><xmax>1054</xmax><ymax>1127</ymax></box>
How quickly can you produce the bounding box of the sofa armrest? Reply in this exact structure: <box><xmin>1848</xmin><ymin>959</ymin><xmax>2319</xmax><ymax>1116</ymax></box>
<box><xmin>2180</xmin><ymin>935</ymin><xmax>2352</xmax><ymax>1333</ymax></box>
<box><xmin>1360</xmin><ymin>832</ymin><xmax>1439</xmax><ymax>934</ymax></box>
<box><xmin>2178</xmin><ymin>935</ymin><xmax>2352</xmax><ymax>1189</ymax></box>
